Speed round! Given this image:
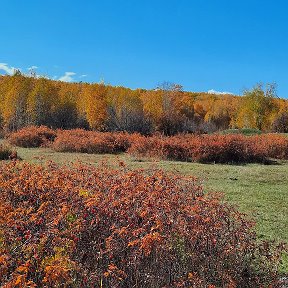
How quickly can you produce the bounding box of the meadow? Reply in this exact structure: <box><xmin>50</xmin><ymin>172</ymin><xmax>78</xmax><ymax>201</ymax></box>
<box><xmin>0</xmin><ymin>129</ymin><xmax>287</xmax><ymax>287</ymax></box>
<box><xmin>3</xmin><ymin>138</ymin><xmax>287</xmax><ymax>244</ymax></box>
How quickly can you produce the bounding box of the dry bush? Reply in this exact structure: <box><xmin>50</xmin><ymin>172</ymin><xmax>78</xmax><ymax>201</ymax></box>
<box><xmin>52</xmin><ymin>129</ymin><xmax>131</xmax><ymax>154</ymax></box>
<box><xmin>128</xmin><ymin>134</ymin><xmax>192</xmax><ymax>161</ymax></box>
<box><xmin>128</xmin><ymin>134</ymin><xmax>288</xmax><ymax>164</ymax></box>
<box><xmin>0</xmin><ymin>162</ymin><xmax>285</xmax><ymax>287</ymax></box>
<box><xmin>271</xmin><ymin>112</ymin><xmax>288</xmax><ymax>133</ymax></box>
<box><xmin>190</xmin><ymin>135</ymin><xmax>263</xmax><ymax>163</ymax></box>
<box><xmin>8</xmin><ymin>126</ymin><xmax>56</xmax><ymax>148</ymax></box>
<box><xmin>252</xmin><ymin>134</ymin><xmax>288</xmax><ymax>160</ymax></box>
<box><xmin>0</xmin><ymin>144</ymin><xmax>17</xmax><ymax>160</ymax></box>
<box><xmin>7</xmin><ymin>126</ymin><xmax>288</xmax><ymax>164</ymax></box>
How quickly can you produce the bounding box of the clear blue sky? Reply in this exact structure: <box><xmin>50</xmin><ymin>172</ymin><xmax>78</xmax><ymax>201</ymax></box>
<box><xmin>1</xmin><ymin>0</ymin><xmax>288</xmax><ymax>97</ymax></box>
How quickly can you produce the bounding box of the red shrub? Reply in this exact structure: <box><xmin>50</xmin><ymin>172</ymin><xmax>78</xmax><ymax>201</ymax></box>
<box><xmin>52</xmin><ymin>129</ymin><xmax>131</xmax><ymax>154</ymax></box>
<box><xmin>0</xmin><ymin>162</ymin><xmax>284</xmax><ymax>287</ymax></box>
<box><xmin>190</xmin><ymin>134</ymin><xmax>266</xmax><ymax>163</ymax></box>
<box><xmin>8</xmin><ymin>126</ymin><xmax>288</xmax><ymax>163</ymax></box>
<box><xmin>253</xmin><ymin>134</ymin><xmax>288</xmax><ymax>160</ymax></box>
<box><xmin>127</xmin><ymin>135</ymin><xmax>164</xmax><ymax>159</ymax></box>
<box><xmin>128</xmin><ymin>133</ymin><xmax>288</xmax><ymax>164</ymax></box>
<box><xmin>8</xmin><ymin>126</ymin><xmax>56</xmax><ymax>148</ymax></box>
<box><xmin>128</xmin><ymin>134</ymin><xmax>192</xmax><ymax>161</ymax></box>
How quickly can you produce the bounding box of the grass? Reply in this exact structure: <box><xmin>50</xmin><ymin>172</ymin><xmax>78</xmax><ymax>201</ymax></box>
<box><xmin>1</xmin><ymin>138</ymin><xmax>287</xmax><ymax>270</ymax></box>
<box><xmin>220</xmin><ymin>128</ymin><xmax>262</xmax><ymax>135</ymax></box>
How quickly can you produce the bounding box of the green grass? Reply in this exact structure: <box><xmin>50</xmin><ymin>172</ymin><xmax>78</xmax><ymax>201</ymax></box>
<box><xmin>220</xmin><ymin>128</ymin><xmax>262</xmax><ymax>135</ymax></box>
<box><xmin>1</xmin><ymin>138</ymin><xmax>287</xmax><ymax>270</ymax></box>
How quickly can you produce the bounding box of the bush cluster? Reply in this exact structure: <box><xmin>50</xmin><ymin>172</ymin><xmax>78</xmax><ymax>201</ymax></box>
<box><xmin>0</xmin><ymin>162</ymin><xmax>284</xmax><ymax>287</ymax></box>
<box><xmin>8</xmin><ymin>126</ymin><xmax>56</xmax><ymax>148</ymax></box>
<box><xmin>7</xmin><ymin>126</ymin><xmax>288</xmax><ymax>163</ymax></box>
<box><xmin>52</xmin><ymin>129</ymin><xmax>131</xmax><ymax>154</ymax></box>
<box><xmin>128</xmin><ymin>134</ymin><xmax>288</xmax><ymax>163</ymax></box>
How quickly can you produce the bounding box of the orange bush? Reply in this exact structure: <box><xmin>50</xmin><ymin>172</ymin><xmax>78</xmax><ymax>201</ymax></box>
<box><xmin>128</xmin><ymin>134</ymin><xmax>288</xmax><ymax>163</ymax></box>
<box><xmin>8</xmin><ymin>126</ymin><xmax>56</xmax><ymax>148</ymax></box>
<box><xmin>52</xmin><ymin>129</ymin><xmax>131</xmax><ymax>154</ymax></box>
<box><xmin>252</xmin><ymin>134</ymin><xmax>288</xmax><ymax>160</ymax></box>
<box><xmin>7</xmin><ymin>126</ymin><xmax>288</xmax><ymax>163</ymax></box>
<box><xmin>0</xmin><ymin>161</ymin><xmax>284</xmax><ymax>287</ymax></box>
<box><xmin>127</xmin><ymin>134</ymin><xmax>192</xmax><ymax>161</ymax></box>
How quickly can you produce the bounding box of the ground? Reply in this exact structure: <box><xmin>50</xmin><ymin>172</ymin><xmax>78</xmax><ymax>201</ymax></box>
<box><xmin>1</xmin><ymin>138</ymin><xmax>288</xmax><ymax>270</ymax></box>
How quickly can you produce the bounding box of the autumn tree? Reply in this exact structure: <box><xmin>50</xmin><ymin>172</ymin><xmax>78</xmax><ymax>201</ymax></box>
<box><xmin>0</xmin><ymin>74</ymin><xmax>287</xmax><ymax>133</ymax></box>
<box><xmin>27</xmin><ymin>77</ymin><xmax>59</xmax><ymax>126</ymax></box>
<box><xmin>142</xmin><ymin>82</ymin><xmax>186</xmax><ymax>135</ymax></box>
<box><xmin>204</xmin><ymin>95</ymin><xmax>240</xmax><ymax>130</ymax></box>
<box><xmin>0</xmin><ymin>72</ymin><xmax>33</xmax><ymax>130</ymax></box>
<box><xmin>236</xmin><ymin>83</ymin><xmax>278</xmax><ymax>130</ymax></box>
<box><xmin>80</xmin><ymin>83</ymin><xmax>108</xmax><ymax>130</ymax></box>
<box><xmin>106</xmin><ymin>87</ymin><xmax>151</xmax><ymax>134</ymax></box>
<box><xmin>52</xmin><ymin>82</ymin><xmax>87</xmax><ymax>129</ymax></box>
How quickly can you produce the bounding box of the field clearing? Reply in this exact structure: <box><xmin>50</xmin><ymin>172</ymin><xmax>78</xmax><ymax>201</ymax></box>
<box><xmin>1</xmin><ymin>138</ymin><xmax>287</xmax><ymax>245</ymax></box>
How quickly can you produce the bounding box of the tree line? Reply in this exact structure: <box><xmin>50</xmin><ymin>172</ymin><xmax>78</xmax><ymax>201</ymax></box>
<box><xmin>0</xmin><ymin>73</ymin><xmax>288</xmax><ymax>134</ymax></box>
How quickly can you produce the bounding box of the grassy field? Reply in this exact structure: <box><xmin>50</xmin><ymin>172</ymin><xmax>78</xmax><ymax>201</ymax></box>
<box><xmin>2</xmin><ymin>139</ymin><xmax>286</xmax><ymax>242</ymax></box>
<box><xmin>0</xmin><ymin>140</ymin><xmax>288</xmax><ymax>273</ymax></box>
<box><xmin>1</xmin><ymin>138</ymin><xmax>288</xmax><ymax>270</ymax></box>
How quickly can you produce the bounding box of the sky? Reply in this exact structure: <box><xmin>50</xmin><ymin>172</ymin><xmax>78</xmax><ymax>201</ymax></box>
<box><xmin>1</xmin><ymin>0</ymin><xmax>288</xmax><ymax>97</ymax></box>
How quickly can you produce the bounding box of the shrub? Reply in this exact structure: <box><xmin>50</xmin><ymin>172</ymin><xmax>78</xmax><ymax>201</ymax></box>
<box><xmin>271</xmin><ymin>112</ymin><xmax>288</xmax><ymax>133</ymax></box>
<box><xmin>0</xmin><ymin>162</ymin><xmax>284</xmax><ymax>287</ymax></box>
<box><xmin>0</xmin><ymin>144</ymin><xmax>17</xmax><ymax>160</ymax></box>
<box><xmin>0</xmin><ymin>128</ymin><xmax>6</xmax><ymax>139</ymax></box>
<box><xmin>8</xmin><ymin>126</ymin><xmax>56</xmax><ymax>148</ymax></box>
<box><xmin>128</xmin><ymin>134</ymin><xmax>288</xmax><ymax>164</ymax></box>
<box><xmin>253</xmin><ymin>134</ymin><xmax>288</xmax><ymax>160</ymax></box>
<box><xmin>52</xmin><ymin>129</ymin><xmax>131</xmax><ymax>154</ymax></box>
<box><xmin>191</xmin><ymin>134</ymin><xmax>267</xmax><ymax>163</ymax></box>
<box><xmin>7</xmin><ymin>127</ymin><xmax>288</xmax><ymax>164</ymax></box>
<box><xmin>128</xmin><ymin>134</ymin><xmax>192</xmax><ymax>161</ymax></box>
<box><xmin>127</xmin><ymin>135</ymin><xmax>164</xmax><ymax>159</ymax></box>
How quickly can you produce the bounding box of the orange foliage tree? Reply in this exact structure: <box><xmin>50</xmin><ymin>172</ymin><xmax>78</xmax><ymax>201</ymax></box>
<box><xmin>1</xmin><ymin>74</ymin><xmax>288</xmax><ymax>133</ymax></box>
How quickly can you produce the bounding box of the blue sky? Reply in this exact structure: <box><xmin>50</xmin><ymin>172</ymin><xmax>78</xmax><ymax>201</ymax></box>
<box><xmin>1</xmin><ymin>0</ymin><xmax>288</xmax><ymax>97</ymax></box>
